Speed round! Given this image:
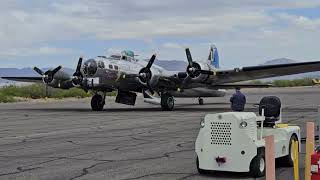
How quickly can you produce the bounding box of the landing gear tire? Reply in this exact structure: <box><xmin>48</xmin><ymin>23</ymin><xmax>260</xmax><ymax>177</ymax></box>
<box><xmin>91</xmin><ymin>94</ymin><xmax>105</xmax><ymax>111</ymax></box>
<box><xmin>161</xmin><ymin>93</ymin><xmax>174</xmax><ymax>111</ymax></box>
<box><xmin>198</xmin><ymin>98</ymin><xmax>204</xmax><ymax>105</ymax></box>
<box><xmin>249</xmin><ymin>148</ymin><xmax>265</xmax><ymax>177</ymax></box>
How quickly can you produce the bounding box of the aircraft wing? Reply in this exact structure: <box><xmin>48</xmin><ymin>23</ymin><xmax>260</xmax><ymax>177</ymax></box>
<box><xmin>1</xmin><ymin>77</ymin><xmax>43</xmax><ymax>83</ymax></box>
<box><xmin>212</xmin><ymin>61</ymin><xmax>320</xmax><ymax>84</ymax></box>
<box><xmin>209</xmin><ymin>83</ymin><xmax>272</xmax><ymax>89</ymax></box>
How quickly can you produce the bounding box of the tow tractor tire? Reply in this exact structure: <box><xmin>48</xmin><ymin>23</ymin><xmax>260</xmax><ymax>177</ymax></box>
<box><xmin>161</xmin><ymin>93</ymin><xmax>174</xmax><ymax>111</ymax></box>
<box><xmin>198</xmin><ymin>98</ymin><xmax>204</xmax><ymax>105</ymax></box>
<box><xmin>196</xmin><ymin>157</ymin><xmax>208</xmax><ymax>174</ymax></box>
<box><xmin>91</xmin><ymin>94</ymin><xmax>105</xmax><ymax>111</ymax></box>
<box><xmin>249</xmin><ymin>148</ymin><xmax>265</xmax><ymax>177</ymax></box>
<box><xmin>281</xmin><ymin>135</ymin><xmax>298</xmax><ymax>167</ymax></box>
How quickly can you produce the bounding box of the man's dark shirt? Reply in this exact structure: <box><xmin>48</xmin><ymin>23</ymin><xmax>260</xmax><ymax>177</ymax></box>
<box><xmin>230</xmin><ymin>90</ymin><xmax>246</xmax><ymax>111</ymax></box>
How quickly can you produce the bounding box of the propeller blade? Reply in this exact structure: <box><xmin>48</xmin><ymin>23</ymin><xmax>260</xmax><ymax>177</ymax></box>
<box><xmin>76</xmin><ymin>57</ymin><xmax>83</xmax><ymax>73</ymax></box>
<box><xmin>33</xmin><ymin>67</ymin><xmax>44</xmax><ymax>76</ymax></box>
<box><xmin>185</xmin><ymin>48</ymin><xmax>193</xmax><ymax>67</ymax></box>
<box><xmin>52</xmin><ymin>66</ymin><xmax>62</xmax><ymax>75</ymax></box>
<box><xmin>146</xmin><ymin>54</ymin><xmax>156</xmax><ymax>69</ymax></box>
<box><xmin>146</xmin><ymin>81</ymin><xmax>154</xmax><ymax>95</ymax></box>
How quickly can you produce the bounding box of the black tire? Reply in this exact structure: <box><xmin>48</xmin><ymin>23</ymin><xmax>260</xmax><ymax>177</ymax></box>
<box><xmin>249</xmin><ymin>148</ymin><xmax>265</xmax><ymax>177</ymax></box>
<box><xmin>196</xmin><ymin>157</ymin><xmax>208</xmax><ymax>174</ymax></box>
<box><xmin>198</xmin><ymin>98</ymin><xmax>204</xmax><ymax>105</ymax></box>
<box><xmin>281</xmin><ymin>135</ymin><xmax>298</xmax><ymax>167</ymax></box>
<box><xmin>161</xmin><ymin>93</ymin><xmax>174</xmax><ymax>111</ymax></box>
<box><xmin>91</xmin><ymin>94</ymin><xmax>104</xmax><ymax>111</ymax></box>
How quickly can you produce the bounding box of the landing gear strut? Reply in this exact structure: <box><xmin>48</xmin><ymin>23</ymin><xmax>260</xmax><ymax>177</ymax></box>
<box><xmin>91</xmin><ymin>94</ymin><xmax>105</xmax><ymax>111</ymax></box>
<box><xmin>161</xmin><ymin>93</ymin><xmax>175</xmax><ymax>111</ymax></box>
<box><xmin>198</xmin><ymin>97</ymin><xmax>204</xmax><ymax>105</ymax></box>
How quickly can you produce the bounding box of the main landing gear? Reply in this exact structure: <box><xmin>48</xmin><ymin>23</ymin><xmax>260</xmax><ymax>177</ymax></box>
<box><xmin>91</xmin><ymin>93</ymin><xmax>105</xmax><ymax>111</ymax></box>
<box><xmin>161</xmin><ymin>93</ymin><xmax>175</xmax><ymax>111</ymax></box>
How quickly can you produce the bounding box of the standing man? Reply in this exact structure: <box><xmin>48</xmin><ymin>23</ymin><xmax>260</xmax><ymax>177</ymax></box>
<box><xmin>230</xmin><ymin>87</ymin><xmax>246</xmax><ymax>112</ymax></box>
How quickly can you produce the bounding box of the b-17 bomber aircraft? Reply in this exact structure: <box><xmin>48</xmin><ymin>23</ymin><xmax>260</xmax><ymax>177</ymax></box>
<box><xmin>2</xmin><ymin>46</ymin><xmax>320</xmax><ymax>111</ymax></box>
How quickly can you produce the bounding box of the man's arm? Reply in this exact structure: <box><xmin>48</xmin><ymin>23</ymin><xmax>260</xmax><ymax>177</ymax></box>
<box><xmin>230</xmin><ymin>94</ymin><xmax>234</xmax><ymax>103</ymax></box>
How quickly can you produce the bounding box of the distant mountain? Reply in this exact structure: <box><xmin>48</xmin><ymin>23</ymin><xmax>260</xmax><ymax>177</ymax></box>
<box><xmin>260</xmin><ymin>58</ymin><xmax>297</xmax><ymax>65</ymax></box>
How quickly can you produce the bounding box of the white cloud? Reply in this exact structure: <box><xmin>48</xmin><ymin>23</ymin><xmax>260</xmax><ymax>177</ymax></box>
<box><xmin>278</xmin><ymin>13</ymin><xmax>320</xmax><ymax>30</ymax></box>
<box><xmin>0</xmin><ymin>46</ymin><xmax>73</xmax><ymax>57</ymax></box>
<box><xmin>1</xmin><ymin>0</ymin><xmax>320</xmax><ymax>67</ymax></box>
<box><xmin>162</xmin><ymin>43</ymin><xmax>184</xmax><ymax>49</ymax></box>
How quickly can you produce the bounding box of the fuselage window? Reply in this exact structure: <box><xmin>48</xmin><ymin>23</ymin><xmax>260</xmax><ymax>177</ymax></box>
<box><xmin>109</xmin><ymin>64</ymin><xmax>113</xmax><ymax>69</ymax></box>
<box><xmin>114</xmin><ymin>65</ymin><xmax>119</xmax><ymax>70</ymax></box>
<box><xmin>98</xmin><ymin>61</ymin><xmax>105</xmax><ymax>69</ymax></box>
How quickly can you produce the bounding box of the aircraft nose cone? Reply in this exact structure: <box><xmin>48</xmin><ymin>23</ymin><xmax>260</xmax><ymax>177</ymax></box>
<box><xmin>83</xmin><ymin>59</ymin><xmax>98</xmax><ymax>76</ymax></box>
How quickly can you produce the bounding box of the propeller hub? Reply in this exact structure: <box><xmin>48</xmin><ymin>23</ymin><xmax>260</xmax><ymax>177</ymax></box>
<box><xmin>34</xmin><ymin>66</ymin><xmax>62</xmax><ymax>84</ymax></box>
<box><xmin>138</xmin><ymin>68</ymin><xmax>152</xmax><ymax>83</ymax></box>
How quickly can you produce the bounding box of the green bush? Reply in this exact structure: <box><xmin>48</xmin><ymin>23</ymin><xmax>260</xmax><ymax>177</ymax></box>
<box><xmin>0</xmin><ymin>84</ymin><xmax>118</xmax><ymax>103</ymax></box>
<box><xmin>0</xmin><ymin>92</ymin><xmax>15</xmax><ymax>103</ymax></box>
<box><xmin>272</xmin><ymin>78</ymin><xmax>313</xmax><ymax>87</ymax></box>
<box><xmin>250</xmin><ymin>78</ymin><xmax>313</xmax><ymax>87</ymax></box>
<box><xmin>0</xmin><ymin>84</ymin><xmax>91</xmax><ymax>102</ymax></box>
<box><xmin>50</xmin><ymin>88</ymin><xmax>91</xmax><ymax>99</ymax></box>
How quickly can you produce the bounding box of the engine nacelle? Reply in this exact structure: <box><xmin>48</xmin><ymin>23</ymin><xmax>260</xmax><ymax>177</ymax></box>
<box><xmin>187</xmin><ymin>62</ymin><xmax>210</xmax><ymax>83</ymax></box>
<box><xmin>137</xmin><ymin>67</ymin><xmax>160</xmax><ymax>88</ymax></box>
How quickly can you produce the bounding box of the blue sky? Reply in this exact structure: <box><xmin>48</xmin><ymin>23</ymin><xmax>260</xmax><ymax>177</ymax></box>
<box><xmin>0</xmin><ymin>0</ymin><xmax>320</xmax><ymax>69</ymax></box>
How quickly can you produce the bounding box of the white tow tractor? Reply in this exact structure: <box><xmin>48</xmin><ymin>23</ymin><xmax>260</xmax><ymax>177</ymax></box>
<box><xmin>195</xmin><ymin>96</ymin><xmax>301</xmax><ymax>177</ymax></box>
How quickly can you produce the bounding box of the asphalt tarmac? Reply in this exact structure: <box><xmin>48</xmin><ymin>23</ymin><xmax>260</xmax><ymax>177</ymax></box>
<box><xmin>0</xmin><ymin>87</ymin><xmax>319</xmax><ymax>180</ymax></box>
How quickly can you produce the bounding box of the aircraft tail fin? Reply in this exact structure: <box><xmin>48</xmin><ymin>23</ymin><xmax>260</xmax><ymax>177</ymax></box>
<box><xmin>208</xmin><ymin>45</ymin><xmax>219</xmax><ymax>69</ymax></box>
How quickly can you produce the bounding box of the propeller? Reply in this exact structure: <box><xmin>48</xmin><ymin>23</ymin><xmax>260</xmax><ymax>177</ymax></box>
<box><xmin>139</xmin><ymin>54</ymin><xmax>156</xmax><ymax>93</ymax></box>
<box><xmin>185</xmin><ymin>48</ymin><xmax>213</xmax><ymax>76</ymax></box>
<box><xmin>72</xmin><ymin>57</ymin><xmax>83</xmax><ymax>86</ymax></box>
<box><xmin>182</xmin><ymin>48</ymin><xmax>214</xmax><ymax>87</ymax></box>
<box><xmin>33</xmin><ymin>66</ymin><xmax>62</xmax><ymax>84</ymax></box>
<box><xmin>123</xmin><ymin>54</ymin><xmax>157</xmax><ymax>94</ymax></box>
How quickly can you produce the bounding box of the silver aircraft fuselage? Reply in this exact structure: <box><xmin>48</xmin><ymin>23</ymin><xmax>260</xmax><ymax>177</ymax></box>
<box><xmin>81</xmin><ymin>55</ymin><xmax>225</xmax><ymax>97</ymax></box>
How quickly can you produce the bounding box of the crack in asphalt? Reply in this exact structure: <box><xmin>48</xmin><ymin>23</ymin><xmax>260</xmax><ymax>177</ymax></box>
<box><xmin>68</xmin><ymin>162</ymin><xmax>109</xmax><ymax>180</ymax></box>
<box><xmin>67</xmin><ymin>148</ymin><xmax>194</xmax><ymax>180</ymax></box>
<box><xmin>0</xmin><ymin>166</ymin><xmax>42</xmax><ymax>177</ymax></box>
<box><xmin>177</xmin><ymin>173</ymin><xmax>199</xmax><ymax>180</ymax></box>
<box><xmin>0</xmin><ymin>147</ymin><xmax>194</xmax><ymax>178</ymax></box>
<box><xmin>120</xmin><ymin>172</ymin><xmax>195</xmax><ymax>180</ymax></box>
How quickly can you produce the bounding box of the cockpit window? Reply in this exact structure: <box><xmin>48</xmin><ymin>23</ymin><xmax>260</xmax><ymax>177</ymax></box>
<box><xmin>114</xmin><ymin>65</ymin><xmax>119</xmax><ymax>70</ymax></box>
<box><xmin>110</xmin><ymin>55</ymin><xmax>121</xmax><ymax>60</ymax></box>
<box><xmin>109</xmin><ymin>64</ymin><xmax>113</xmax><ymax>69</ymax></box>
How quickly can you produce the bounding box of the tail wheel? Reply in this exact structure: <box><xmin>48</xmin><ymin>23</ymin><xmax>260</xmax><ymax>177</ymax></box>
<box><xmin>91</xmin><ymin>94</ymin><xmax>105</xmax><ymax>111</ymax></box>
<box><xmin>198</xmin><ymin>98</ymin><xmax>204</xmax><ymax>105</ymax></box>
<box><xmin>161</xmin><ymin>93</ymin><xmax>174</xmax><ymax>111</ymax></box>
<box><xmin>249</xmin><ymin>148</ymin><xmax>265</xmax><ymax>177</ymax></box>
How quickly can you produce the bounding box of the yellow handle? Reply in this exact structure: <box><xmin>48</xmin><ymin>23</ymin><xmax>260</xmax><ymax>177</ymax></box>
<box><xmin>293</xmin><ymin>140</ymin><xmax>299</xmax><ymax>180</ymax></box>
